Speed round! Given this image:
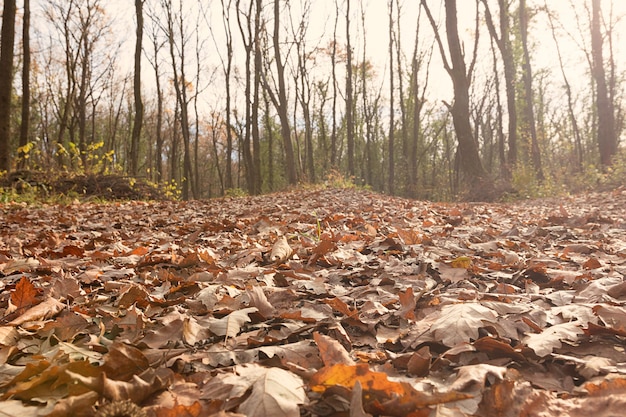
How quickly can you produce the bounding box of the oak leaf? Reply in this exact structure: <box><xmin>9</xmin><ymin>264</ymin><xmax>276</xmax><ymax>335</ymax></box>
<box><xmin>430</xmin><ymin>303</ymin><xmax>498</xmax><ymax>346</ymax></box>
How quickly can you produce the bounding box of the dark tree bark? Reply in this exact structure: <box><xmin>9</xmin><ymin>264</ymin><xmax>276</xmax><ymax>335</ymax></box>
<box><xmin>421</xmin><ymin>0</ymin><xmax>488</xmax><ymax>191</ymax></box>
<box><xmin>130</xmin><ymin>0</ymin><xmax>144</xmax><ymax>177</ymax></box>
<box><xmin>591</xmin><ymin>0</ymin><xmax>617</xmax><ymax>167</ymax></box>
<box><xmin>0</xmin><ymin>0</ymin><xmax>17</xmax><ymax>172</ymax></box>
<box><xmin>519</xmin><ymin>0</ymin><xmax>543</xmax><ymax>180</ymax></box>
<box><xmin>17</xmin><ymin>0</ymin><xmax>30</xmax><ymax>170</ymax></box>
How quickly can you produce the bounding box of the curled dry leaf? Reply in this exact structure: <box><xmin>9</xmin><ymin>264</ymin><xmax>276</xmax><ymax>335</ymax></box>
<box><xmin>270</xmin><ymin>236</ymin><xmax>292</xmax><ymax>263</ymax></box>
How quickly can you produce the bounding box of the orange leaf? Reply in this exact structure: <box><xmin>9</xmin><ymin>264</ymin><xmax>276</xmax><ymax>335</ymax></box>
<box><xmin>397</xmin><ymin>287</ymin><xmax>416</xmax><ymax>320</ymax></box>
<box><xmin>582</xmin><ymin>257</ymin><xmax>602</xmax><ymax>270</ymax></box>
<box><xmin>153</xmin><ymin>401</ymin><xmax>204</xmax><ymax>417</ymax></box>
<box><xmin>310</xmin><ymin>363</ymin><xmax>471</xmax><ymax>416</ymax></box>
<box><xmin>11</xmin><ymin>277</ymin><xmax>39</xmax><ymax>310</ymax></box>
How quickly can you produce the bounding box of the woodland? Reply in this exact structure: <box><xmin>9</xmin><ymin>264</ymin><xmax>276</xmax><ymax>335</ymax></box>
<box><xmin>1</xmin><ymin>0</ymin><xmax>626</xmax><ymax>416</ymax></box>
<box><xmin>0</xmin><ymin>0</ymin><xmax>624</xmax><ymax>200</ymax></box>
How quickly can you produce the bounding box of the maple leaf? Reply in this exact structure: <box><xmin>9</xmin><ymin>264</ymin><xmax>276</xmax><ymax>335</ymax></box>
<box><xmin>11</xmin><ymin>277</ymin><xmax>39</xmax><ymax>310</ymax></box>
<box><xmin>430</xmin><ymin>303</ymin><xmax>498</xmax><ymax>346</ymax></box>
<box><xmin>523</xmin><ymin>322</ymin><xmax>585</xmax><ymax>357</ymax></box>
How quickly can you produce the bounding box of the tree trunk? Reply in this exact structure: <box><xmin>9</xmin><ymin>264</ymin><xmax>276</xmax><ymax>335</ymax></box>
<box><xmin>271</xmin><ymin>0</ymin><xmax>297</xmax><ymax>185</ymax></box>
<box><xmin>252</xmin><ymin>0</ymin><xmax>262</xmax><ymax>193</ymax></box>
<box><xmin>592</xmin><ymin>0</ymin><xmax>617</xmax><ymax>167</ymax></box>
<box><xmin>0</xmin><ymin>0</ymin><xmax>16</xmax><ymax>172</ymax></box>
<box><xmin>345</xmin><ymin>0</ymin><xmax>355</xmax><ymax>177</ymax></box>
<box><xmin>421</xmin><ymin>0</ymin><xmax>488</xmax><ymax>198</ymax></box>
<box><xmin>221</xmin><ymin>0</ymin><xmax>234</xmax><ymax>190</ymax></box>
<box><xmin>482</xmin><ymin>0</ymin><xmax>517</xmax><ymax>171</ymax></box>
<box><xmin>17</xmin><ymin>0</ymin><xmax>30</xmax><ymax>170</ymax></box>
<box><xmin>519</xmin><ymin>0</ymin><xmax>543</xmax><ymax>180</ymax></box>
<box><xmin>130</xmin><ymin>0</ymin><xmax>144</xmax><ymax>177</ymax></box>
<box><xmin>388</xmin><ymin>0</ymin><xmax>395</xmax><ymax>194</ymax></box>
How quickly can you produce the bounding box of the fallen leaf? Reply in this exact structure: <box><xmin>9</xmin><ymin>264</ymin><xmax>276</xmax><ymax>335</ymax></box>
<box><xmin>11</xmin><ymin>277</ymin><xmax>39</xmax><ymax>310</ymax></box>
<box><xmin>209</xmin><ymin>307</ymin><xmax>258</xmax><ymax>339</ymax></box>
<box><xmin>523</xmin><ymin>322</ymin><xmax>584</xmax><ymax>357</ymax></box>
<box><xmin>270</xmin><ymin>236</ymin><xmax>292</xmax><ymax>263</ymax></box>
<box><xmin>430</xmin><ymin>303</ymin><xmax>498</xmax><ymax>346</ymax></box>
<box><xmin>8</xmin><ymin>297</ymin><xmax>65</xmax><ymax>327</ymax></box>
<box><xmin>233</xmin><ymin>364</ymin><xmax>306</xmax><ymax>417</ymax></box>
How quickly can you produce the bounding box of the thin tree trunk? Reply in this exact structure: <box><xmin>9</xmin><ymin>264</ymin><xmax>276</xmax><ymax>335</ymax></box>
<box><xmin>0</xmin><ymin>0</ymin><xmax>16</xmax><ymax>172</ymax></box>
<box><xmin>252</xmin><ymin>0</ymin><xmax>262</xmax><ymax>193</ymax></box>
<box><xmin>130</xmin><ymin>0</ymin><xmax>144</xmax><ymax>177</ymax></box>
<box><xmin>544</xmin><ymin>1</ymin><xmax>583</xmax><ymax>170</ymax></box>
<box><xmin>330</xmin><ymin>1</ymin><xmax>339</xmax><ymax>167</ymax></box>
<box><xmin>17</xmin><ymin>0</ymin><xmax>30</xmax><ymax>170</ymax></box>
<box><xmin>519</xmin><ymin>0</ymin><xmax>543</xmax><ymax>180</ymax></box>
<box><xmin>345</xmin><ymin>0</ymin><xmax>355</xmax><ymax>177</ymax></box>
<box><xmin>388</xmin><ymin>0</ymin><xmax>395</xmax><ymax>194</ymax></box>
<box><xmin>269</xmin><ymin>0</ymin><xmax>297</xmax><ymax>185</ymax></box>
<box><xmin>482</xmin><ymin>0</ymin><xmax>517</xmax><ymax>171</ymax></box>
<box><xmin>221</xmin><ymin>0</ymin><xmax>234</xmax><ymax>190</ymax></box>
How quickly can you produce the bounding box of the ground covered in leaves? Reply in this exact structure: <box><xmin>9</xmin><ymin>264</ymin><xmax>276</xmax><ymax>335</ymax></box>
<box><xmin>1</xmin><ymin>187</ymin><xmax>626</xmax><ymax>416</ymax></box>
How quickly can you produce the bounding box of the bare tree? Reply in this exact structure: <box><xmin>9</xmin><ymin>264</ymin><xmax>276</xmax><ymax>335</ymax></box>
<box><xmin>263</xmin><ymin>0</ymin><xmax>297</xmax><ymax>185</ymax></box>
<box><xmin>482</xmin><ymin>0</ymin><xmax>517</xmax><ymax>172</ymax></box>
<box><xmin>519</xmin><ymin>0</ymin><xmax>543</xmax><ymax>180</ymax></box>
<box><xmin>388</xmin><ymin>0</ymin><xmax>395</xmax><ymax>194</ymax></box>
<box><xmin>345</xmin><ymin>0</ymin><xmax>355</xmax><ymax>177</ymax></box>
<box><xmin>130</xmin><ymin>0</ymin><xmax>144</xmax><ymax>176</ymax></box>
<box><xmin>146</xmin><ymin>3</ymin><xmax>165</xmax><ymax>183</ymax></box>
<box><xmin>544</xmin><ymin>2</ymin><xmax>583</xmax><ymax>170</ymax></box>
<box><xmin>591</xmin><ymin>0</ymin><xmax>617</xmax><ymax>167</ymax></box>
<box><xmin>421</xmin><ymin>0</ymin><xmax>488</xmax><ymax>195</ymax></box>
<box><xmin>0</xmin><ymin>0</ymin><xmax>17</xmax><ymax>172</ymax></box>
<box><xmin>17</xmin><ymin>0</ymin><xmax>31</xmax><ymax>170</ymax></box>
<box><xmin>163</xmin><ymin>0</ymin><xmax>196</xmax><ymax>199</ymax></box>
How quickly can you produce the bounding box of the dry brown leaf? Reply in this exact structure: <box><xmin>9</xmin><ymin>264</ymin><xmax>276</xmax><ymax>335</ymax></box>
<box><xmin>8</xmin><ymin>297</ymin><xmax>65</xmax><ymax>326</ymax></box>
<box><xmin>314</xmin><ymin>332</ymin><xmax>355</xmax><ymax>366</ymax></box>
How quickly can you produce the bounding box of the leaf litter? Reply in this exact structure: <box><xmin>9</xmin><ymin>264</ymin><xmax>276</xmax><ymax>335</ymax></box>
<box><xmin>0</xmin><ymin>187</ymin><xmax>625</xmax><ymax>416</ymax></box>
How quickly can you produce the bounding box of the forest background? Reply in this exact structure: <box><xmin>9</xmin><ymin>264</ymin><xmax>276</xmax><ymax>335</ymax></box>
<box><xmin>0</xmin><ymin>0</ymin><xmax>625</xmax><ymax>201</ymax></box>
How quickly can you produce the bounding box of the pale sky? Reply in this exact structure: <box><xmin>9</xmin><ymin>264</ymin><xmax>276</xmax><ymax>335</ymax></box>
<box><xmin>30</xmin><ymin>0</ymin><xmax>626</xmax><ymax>116</ymax></box>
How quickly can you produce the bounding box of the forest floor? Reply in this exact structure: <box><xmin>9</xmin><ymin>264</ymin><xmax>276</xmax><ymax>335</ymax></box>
<box><xmin>0</xmin><ymin>187</ymin><xmax>626</xmax><ymax>416</ymax></box>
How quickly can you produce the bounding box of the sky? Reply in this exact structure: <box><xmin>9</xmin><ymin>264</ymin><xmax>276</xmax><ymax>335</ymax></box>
<box><xmin>28</xmin><ymin>0</ymin><xmax>626</xmax><ymax>116</ymax></box>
